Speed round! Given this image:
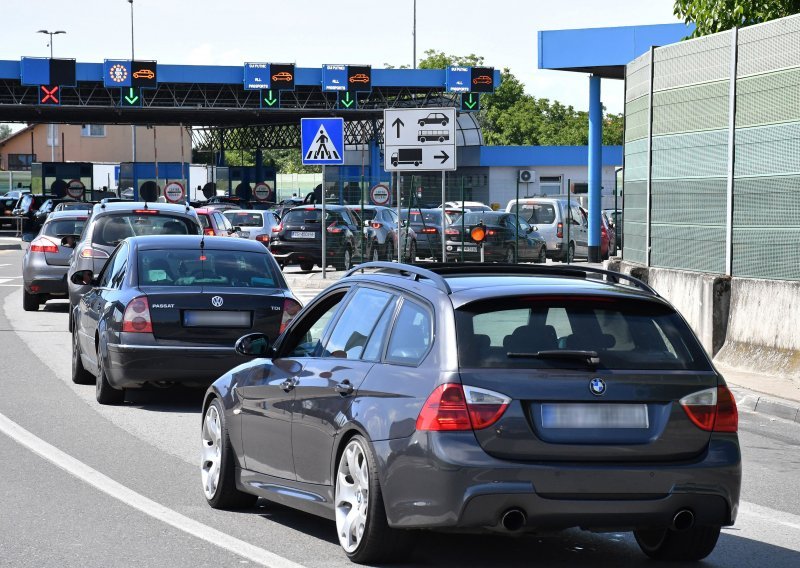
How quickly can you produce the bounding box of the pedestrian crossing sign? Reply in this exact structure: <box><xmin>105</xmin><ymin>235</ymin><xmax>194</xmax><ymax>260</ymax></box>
<box><xmin>301</xmin><ymin>118</ymin><xmax>344</xmax><ymax>165</ymax></box>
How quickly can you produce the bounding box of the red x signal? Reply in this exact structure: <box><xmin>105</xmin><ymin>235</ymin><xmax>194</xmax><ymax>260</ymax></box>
<box><xmin>40</xmin><ymin>85</ymin><xmax>59</xmax><ymax>104</ymax></box>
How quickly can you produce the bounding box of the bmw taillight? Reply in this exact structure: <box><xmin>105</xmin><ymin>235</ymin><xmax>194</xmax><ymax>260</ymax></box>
<box><xmin>557</xmin><ymin>222</ymin><xmax>563</xmax><ymax>239</ymax></box>
<box><xmin>30</xmin><ymin>236</ymin><xmax>59</xmax><ymax>253</ymax></box>
<box><xmin>279</xmin><ymin>298</ymin><xmax>302</xmax><ymax>333</ymax></box>
<box><xmin>79</xmin><ymin>246</ymin><xmax>110</xmax><ymax>259</ymax></box>
<box><xmin>679</xmin><ymin>386</ymin><xmax>738</xmax><ymax>432</ymax></box>
<box><xmin>416</xmin><ymin>384</ymin><xmax>510</xmax><ymax>431</ymax></box>
<box><xmin>122</xmin><ymin>296</ymin><xmax>153</xmax><ymax>333</ymax></box>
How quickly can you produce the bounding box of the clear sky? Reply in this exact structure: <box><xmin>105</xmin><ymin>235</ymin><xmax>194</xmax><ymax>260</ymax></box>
<box><xmin>1</xmin><ymin>0</ymin><xmax>680</xmax><ymax>132</ymax></box>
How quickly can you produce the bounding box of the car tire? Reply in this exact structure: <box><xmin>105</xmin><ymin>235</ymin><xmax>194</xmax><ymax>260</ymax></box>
<box><xmin>385</xmin><ymin>239</ymin><xmax>395</xmax><ymax>262</ymax></box>
<box><xmin>337</xmin><ymin>247</ymin><xmax>352</xmax><ymax>271</ymax></box>
<box><xmin>634</xmin><ymin>525</ymin><xmax>721</xmax><ymax>561</ymax></box>
<box><xmin>567</xmin><ymin>242</ymin><xmax>575</xmax><ymax>263</ymax></box>
<box><xmin>23</xmin><ymin>290</ymin><xmax>39</xmax><ymax>311</ymax></box>
<box><xmin>300</xmin><ymin>262</ymin><xmax>314</xmax><ymax>272</ymax></box>
<box><xmin>505</xmin><ymin>246</ymin><xmax>515</xmax><ymax>264</ymax></box>
<box><xmin>71</xmin><ymin>327</ymin><xmax>95</xmax><ymax>385</ymax></box>
<box><xmin>538</xmin><ymin>246</ymin><xmax>547</xmax><ymax>264</ymax></box>
<box><xmin>96</xmin><ymin>345</ymin><xmax>125</xmax><ymax>405</ymax></box>
<box><xmin>371</xmin><ymin>242</ymin><xmax>381</xmax><ymax>262</ymax></box>
<box><xmin>335</xmin><ymin>435</ymin><xmax>407</xmax><ymax>564</ymax></box>
<box><xmin>201</xmin><ymin>398</ymin><xmax>258</xmax><ymax>510</ymax></box>
<box><xmin>407</xmin><ymin>241</ymin><xmax>417</xmax><ymax>263</ymax></box>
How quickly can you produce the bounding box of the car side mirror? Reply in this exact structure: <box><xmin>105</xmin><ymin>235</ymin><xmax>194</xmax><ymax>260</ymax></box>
<box><xmin>526</xmin><ymin>226</ymin><xmax>534</xmax><ymax>233</ymax></box>
<box><xmin>363</xmin><ymin>219</ymin><xmax>370</xmax><ymax>227</ymax></box>
<box><xmin>232</xmin><ymin>226</ymin><xmax>241</xmax><ymax>232</ymax></box>
<box><xmin>235</xmin><ymin>332</ymin><xmax>273</xmax><ymax>358</ymax></box>
<box><xmin>21</xmin><ymin>233</ymin><xmax>35</xmax><ymax>243</ymax></box>
<box><xmin>401</xmin><ymin>219</ymin><xmax>409</xmax><ymax>227</ymax></box>
<box><xmin>60</xmin><ymin>235</ymin><xmax>79</xmax><ymax>248</ymax></box>
<box><xmin>70</xmin><ymin>270</ymin><xmax>95</xmax><ymax>286</ymax></box>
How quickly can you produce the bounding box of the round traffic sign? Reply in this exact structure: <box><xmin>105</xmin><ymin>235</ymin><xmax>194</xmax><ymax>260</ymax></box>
<box><xmin>370</xmin><ymin>183</ymin><xmax>391</xmax><ymax>206</ymax></box>
<box><xmin>66</xmin><ymin>179</ymin><xmax>85</xmax><ymax>199</ymax></box>
<box><xmin>163</xmin><ymin>181</ymin><xmax>185</xmax><ymax>203</ymax></box>
<box><xmin>253</xmin><ymin>182</ymin><xmax>272</xmax><ymax>202</ymax></box>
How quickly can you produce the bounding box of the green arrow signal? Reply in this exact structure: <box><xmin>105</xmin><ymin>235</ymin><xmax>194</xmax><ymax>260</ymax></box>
<box><xmin>341</xmin><ymin>92</ymin><xmax>354</xmax><ymax>108</ymax></box>
<box><xmin>464</xmin><ymin>93</ymin><xmax>477</xmax><ymax>109</ymax></box>
<box><xmin>264</xmin><ymin>89</ymin><xmax>277</xmax><ymax>107</ymax></box>
<box><xmin>124</xmin><ymin>87</ymin><xmax>139</xmax><ymax>105</ymax></box>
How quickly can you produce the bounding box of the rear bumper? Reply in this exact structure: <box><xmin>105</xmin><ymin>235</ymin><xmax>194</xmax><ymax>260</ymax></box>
<box><xmin>23</xmin><ymin>259</ymin><xmax>69</xmax><ymax>295</ymax></box>
<box><xmin>373</xmin><ymin>431</ymin><xmax>741</xmax><ymax>532</ymax></box>
<box><xmin>105</xmin><ymin>343</ymin><xmax>236</xmax><ymax>388</ymax></box>
<box><xmin>270</xmin><ymin>241</ymin><xmax>344</xmax><ymax>266</ymax></box>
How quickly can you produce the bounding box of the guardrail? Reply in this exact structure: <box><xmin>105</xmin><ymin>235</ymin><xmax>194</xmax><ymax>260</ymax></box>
<box><xmin>0</xmin><ymin>216</ymin><xmax>23</xmax><ymax>237</ymax></box>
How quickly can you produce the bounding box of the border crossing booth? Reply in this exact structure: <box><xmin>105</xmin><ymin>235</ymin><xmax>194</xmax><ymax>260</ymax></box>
<box><xmin>119</xmin><ymin>162</ymin><xmax>191</xmax><ymax>202</ymax></box>
<box><xmin>228</xmin><ymin>166</ymin><xmax>277</xmax><ymax>202</ymax></box>
<box><xmin>30</xmin><ymin>162</ymin><xmax>96</xmax><ymax>201</ymax></box>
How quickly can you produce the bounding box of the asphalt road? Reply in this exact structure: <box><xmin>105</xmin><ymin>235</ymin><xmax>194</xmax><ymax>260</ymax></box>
<box><xmin>0</xmin><ymin>247</ymin><xmax>799</xmax><ymax>567</ymax></box>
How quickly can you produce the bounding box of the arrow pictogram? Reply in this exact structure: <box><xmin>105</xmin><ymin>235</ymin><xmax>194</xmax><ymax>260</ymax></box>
<box><xmin>392</xmin><ymin>118</ymin><xmax>404</xmax><ymax>138</ymax></box>
<box><xmin>264</xmin><ymin>89</ymin><xmax>277</xmax><ymax>107</ymax></box>
<box><xmin>435</xmin><ymin>150</ymin><xmax>450</xmax><ymax>164</ymax></box>
<box><xmin>340</xmin><ymin>92</ymin><xmax>354</xmax><ymax>108</ymax></box>
<box><xmin>124</xmin><ymin>87</ymin><xmax>139</xmax><ymax>105</ymax></box>
<box><xmin>464</xmin><ymin>93</ymin><xmax>477</xmax><ymax>109</ymax></box>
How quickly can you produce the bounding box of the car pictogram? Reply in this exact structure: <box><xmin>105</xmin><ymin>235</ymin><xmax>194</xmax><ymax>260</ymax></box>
<box><xmin>272</xmin><ymin>71</ymin><xmax>293</xmax><ymax>82</ymax></box>
<box><xmin>349</xmin><ymin>73</ymin><xmax>370</xmax><ymax>84</ymax></box>
<box><xmin>472</xmin><ymin>75</ymin><xmax>492</xmax><ymax>85</ymax></box>
<box><xmin>133</xmin><ymin>69</ymin><xmax>155</xmax><ymax>80</ymax></box>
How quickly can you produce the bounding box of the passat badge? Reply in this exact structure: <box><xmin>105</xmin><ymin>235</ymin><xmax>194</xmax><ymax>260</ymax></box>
<box><xmin>211</xmin><ymin>296</ymin><xmax>224</xmax><ymax>308</ymax></box>
<box><xmin>589</xmin><ymin>378</ymin><xmax>606</xmax><ymax>396</ymax></box>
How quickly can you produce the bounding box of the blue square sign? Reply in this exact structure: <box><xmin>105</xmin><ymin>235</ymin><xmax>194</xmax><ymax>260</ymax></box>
<box><xmin>244</xmin><ymin>63</ymin><xmax>270</xmax><ymax>90</ymax></box>
<box><xmin>322</xmin><ymin>64</ymin><xmax>348</xmax><ymax>92</ymax></box>
<box><xmin>446</xmin><ymin>66</ymin><xmax>471</xmax><ymax>93</ymax></box>
<box><xmin>301</xmin><ymin>118</ymin><xmax>344</xmax><ymax>165</ymax></box>
<box><xmin>104</xmin><ymin>60</ymin><xmax>132</xmax><ymax>88</ymax></box>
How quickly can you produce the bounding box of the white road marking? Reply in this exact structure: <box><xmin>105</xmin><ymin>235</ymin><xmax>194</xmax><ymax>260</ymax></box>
<box><xmin>0</xmin><ymin>411</ymin><xmax>306</xmax><ymax>568</ymax></box>
<box><xmin>737</xmin><ymin>500</ymin><xmax>800</xmax><ymax>531</ymax></box>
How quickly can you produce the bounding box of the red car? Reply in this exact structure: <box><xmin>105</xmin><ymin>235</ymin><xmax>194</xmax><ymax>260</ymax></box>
<box><xmin>195</xmin><ymin>207</ymin><xmax>237</xmax><ymax>237</ymax></box>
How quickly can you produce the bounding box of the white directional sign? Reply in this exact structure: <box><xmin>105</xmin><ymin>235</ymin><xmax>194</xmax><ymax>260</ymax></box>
<box><xmin>383</xmin><ymin>107</ymin><xmax>457</xmax><ymax>172</ymax></box>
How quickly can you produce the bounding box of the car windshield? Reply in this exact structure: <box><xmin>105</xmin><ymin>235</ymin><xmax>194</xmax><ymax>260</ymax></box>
<box><xmin>42</xmin><ymin>219</ymin><xmax>87</xmax><ymax>237</ymax></box>
<box><xmin>224</xmin><ymin>212</ymin><xmax>263</xmax><ymax>227</ymax></box>
<box><xmin>92</xmin><ymin>213</ymin><xmax>197</xmax><ymax>246</ymax></box>
<box><xmin>455</xmin><ymin>297</ymin><xmax>710</xmax><ymax>371</ymax></box>
<box><xmin>138</xmin><ymin>249</ymin><xmax>279</xmax><ymax>288</ymax></box>
<box><xmin>512</xmin><ymin>203</ymin><xmax>556</xmax><ymax>224</ymax></box>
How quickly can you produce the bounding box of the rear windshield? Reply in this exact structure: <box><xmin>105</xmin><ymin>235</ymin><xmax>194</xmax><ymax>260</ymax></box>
<box><xmin>93</xmin><ymin>213</ymin><xmax>198</xmax><ymax>246</ymax></box>
<box><xmin>58</xmin><ymin>202</ymin><xmax>92</xmax><ymax>211</ymax></box>
<box><xmin>512</xmin><ymin>203</ymin><xmax>556</xmax><ymax>225</ymax></box>
<box><xmin>401</xmin><ymin>210</ymin><xmax>441</xmax><ymax>224</ymax></box>
<box><xmin>351</xmin><ymin>209</ymin><xmax>376</xmax><ymax>221</ymax></box>
<box><xmin>455</xmin><ymin>297</ymin><xmax>710</xmax><ymax>371</ymax></box>
<box><xmin>198</xmin><ymin>214</ymin><xmax>211</xmax><ymax>229</ymax></box>
<box><xmin>43</xmin><ymin>218</ymin><xmax>87</xmax><ymax>237</ymax></box>
<box><xmin>282</xmin><ymin>209</ymin><xmax>340</xmax><ymax>225</ymax></box>
<box><xmin>224</xmin><ymin>211</ymin><xmax>264</xmax><ymax>227</ymax></box>
<box><xmin>138</xmin><ymin>249</ymin><xmax>279</xmax><ymax>288</ymax></box>
<box><xmin>452</xmin><ymin>212</ymin><xmax>504</xmax><ymax>225</ymax></box>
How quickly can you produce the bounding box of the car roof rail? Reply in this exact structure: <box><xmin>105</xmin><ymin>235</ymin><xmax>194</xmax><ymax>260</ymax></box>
<box><xmin>422</xmin><ymin>263</ymin><xmax>658</xmax><ymax>296</ymax></box>
<box><xmin>344</xmin><ymin>261</ymin><xmax>452</xmax><ymax>294</ymax></box>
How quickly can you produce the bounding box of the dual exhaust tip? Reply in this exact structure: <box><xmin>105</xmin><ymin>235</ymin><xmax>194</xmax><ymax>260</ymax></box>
<box><xmin>499</xmin><ymin>508</ymin><xmax>694</xmax><ymax>533</ymax></box>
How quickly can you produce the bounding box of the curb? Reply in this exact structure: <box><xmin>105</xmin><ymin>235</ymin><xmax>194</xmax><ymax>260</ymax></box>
<box><xmin>730</xmin><ymin>387</ymin><xmax>800</xmax><ymax>424</ymax></box>
<box><xmin>0</xmin><ymin>243</ymin><xmax>21</xmax><ymax>251</ymax></box>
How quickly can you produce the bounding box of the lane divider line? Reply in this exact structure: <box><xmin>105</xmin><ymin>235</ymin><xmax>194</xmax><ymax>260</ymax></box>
<box><xmin>0</xmin><ymin>411</ymin><xmax>306</xmax><ymax>568</ymax></box>
<box><xmin>738</xmin><ymin>500</ymin><xmax>800</xmax><ymax>531</ymax></box>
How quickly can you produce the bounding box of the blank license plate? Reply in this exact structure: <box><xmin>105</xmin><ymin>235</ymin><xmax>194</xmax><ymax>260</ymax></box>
<box><xmin>541</xmin><ymin>403</ymin><xmax>649</xmax><ymax>429</ymax></box>
<box><xmin>292</xmin><ymin>231</ymin><xmax>315</xmax><ymax>239</ymax></box>
<box><xmin>238</xmin><ymin>231</ymin><xmax>250</xmax><ymax>238</ymax></box>
<box><xmin>183</xmin><ymin>310</ymin><xmax>251</xmax><ymax>328</ymax></box>
<box><xmin>458</xmin><ymin>246</ymin><xmax>477</xmax><ymax>252</ymax></box>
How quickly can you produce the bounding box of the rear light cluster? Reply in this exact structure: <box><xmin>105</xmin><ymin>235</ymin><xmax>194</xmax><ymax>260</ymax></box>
<box><xmin>203</xmin><ymin>228</ymin><xmax>216</xmax><ymax>236</ymax></box>
<box><xmin>133</xmin><ymin>209</ymin><xmax>159</xmax><ymax>215</ymax></box>
<box><xmin>279</xmin><ymin>298</ymin><xmax>302</xmax><ymax>333</ymax></box>
<box><xmin>256</xmin><ymin>234</ymin><xmax>270</xmax><ymax>243</ymax></box>
<box><xmin>420</xmin><ymin>227</ymin><xmax>438</xmax><ymax>234</ymax></box>
<box><xmin>122</xmin><ymin>296</ymin><xmax>153</xmax><ymax>333</ymax></box>
<box><xmin>444</xmin><ymin>228</ymin><xmax>459</xmax><ymax>236</ymax></box>
<box><xmin>29</xmin><ymin>236</ymin><xmax>59</xmax><ymax>253</ymax></box>
<box><xmin>557</xmin><ymin>222</ymin><xmax>563</xmax><ymax>239</ymax></box>
<box><xmin>327</xmin><ymin>222</ymin><xmax>344</xmax><ymax>234</ymax></box>
<box><xmin>416</xmin><ymin>384</ymin><xmax>510</xmax><ymax>431</ymax></box>
<box><xmin>370</xmin><ymin>222</ymin><xmax>383</xmax><ymax>229</ymax></box>
<box><xmin>79</xmin><ymin>246</ymin><xmax>110</xmax><ymax>259</ymax></box>
<box><xmin>272</xmin><ymin>224</ymin><xmax>282</xmax><ymax>233</ymax></box>
<box><xmin>679</xmin><ymin>386</ymin><xmax>738</xmax><ymax>432</ymax></box>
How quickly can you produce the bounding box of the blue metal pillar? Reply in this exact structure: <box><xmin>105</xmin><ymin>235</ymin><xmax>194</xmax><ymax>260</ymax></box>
<box><xmin>369</xmin><ymin>139</ymin><xmax>381</xmax><ymax>185</ymax></box>
<box><xmin>588</xmin><ymin>75</ymin><xmax>603</xmax><ymax>262</ymax></box>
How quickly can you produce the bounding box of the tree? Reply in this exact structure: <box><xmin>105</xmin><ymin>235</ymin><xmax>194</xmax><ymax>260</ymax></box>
<box><xmin>0</xmin><ymin>124</ymin><xmax>11</xmax><ymax>142</ymax></box>
<box><xmin>675</xmin><ymin>0</ymin><xmax>800</xmax><ymax>36</ymax></box>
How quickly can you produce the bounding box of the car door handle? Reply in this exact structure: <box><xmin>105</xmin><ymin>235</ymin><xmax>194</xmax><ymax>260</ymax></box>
<box><xmin>280</xmin><ymin>377</ymin><xmax>298</xmax><ymax>392</ymax></box>
<box><xmin>335</xmin><ymin>380</ymin><xmax>354</xmax><ymax>396</ymax></box>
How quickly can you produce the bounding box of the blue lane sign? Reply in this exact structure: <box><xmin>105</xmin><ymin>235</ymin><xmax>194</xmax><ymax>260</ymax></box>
<box><xmin>244</xmin><ymin>63</ymin><xmax>270</xmax><ymax>90</ymax></box>
<box><xmin>301</xmin><ymin>118</ymin><xmax>344</xmax><ymax>165</ymax></box>
<box><xmin>322</xmin><ymin>64</ymin><xmax>347</xmax><ymax>92</ymax></box>
<box><xmin>445</xmin><ymin>66</ymin><xmax>471</xmax><ymax>93</ymax></box>
<box><xmin>104</xmin><ymin>60</ymin><xmax>132</xmax><ymax>87</ymax></box>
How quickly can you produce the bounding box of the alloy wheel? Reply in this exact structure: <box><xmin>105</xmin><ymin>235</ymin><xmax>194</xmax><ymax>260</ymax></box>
<box><xmin>335</xmin><ymin>439</ymin><xmax>370</xmax><ymax>553</ymax></box>
<box><xmin>201</xmin><ymin>405</ymin><xmax>222</xmax><ymax>500</ymax></box>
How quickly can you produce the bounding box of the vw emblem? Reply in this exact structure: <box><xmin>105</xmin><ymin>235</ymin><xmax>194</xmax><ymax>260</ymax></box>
<box><xmin>589</xmin><ymin>378</ymin><xmax>606</xmax><ymax>396</ymax></box>
<box><xmin>211</xmin><ymin>296</ymin><xmax>224</xmax><ymax>308</ymax></box>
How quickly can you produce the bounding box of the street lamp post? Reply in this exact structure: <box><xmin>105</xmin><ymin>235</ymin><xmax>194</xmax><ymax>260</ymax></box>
<box><xmin>37</xmin><ymin>29</ymin><xmax>65</xmax><ymax>162</ymax></box>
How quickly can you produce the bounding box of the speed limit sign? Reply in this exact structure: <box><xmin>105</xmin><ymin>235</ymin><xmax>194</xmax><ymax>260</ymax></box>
<box><xmin>163</xmin><ymin>182</ymin><xmax>185</xmax><ymax>203</ymax></box>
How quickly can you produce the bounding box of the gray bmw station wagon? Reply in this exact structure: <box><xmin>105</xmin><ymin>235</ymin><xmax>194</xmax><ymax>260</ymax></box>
<box><xmin>200</xmin><ymin>263</ymin><xmax>740</xmax><ymax>564</ymax></box>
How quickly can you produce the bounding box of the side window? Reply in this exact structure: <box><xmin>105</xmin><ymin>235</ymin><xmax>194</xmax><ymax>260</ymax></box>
<box><xmin>387</xmin><ymin>209</ymin><xmax>398</xmax><ymax>224</ymax></box>
<box><xmin>109</xmin><ymin>244</ymin><xmax>129</xmax><ymax>289</ymax></box>
<box><xmin>361</xmin><ymin>298</ymin><xmax>397</xmax><ymax>361</ymax></box>
<box><xmin>284</xmin><ymin>292</ymin><xmax>347</xmax><ymax>358</ymax></box>
<box><xmin>97</xmin><ymin>245</ymin><xmax>124</xmax><ymax>288</ymax></box>
<box><xmin>385</xmin><ymin>299</ymin><xmax>433</xmax><ymax>366</ymax></box>
<box><xmin>219</xmin><ymin>213</ymin><xmax>233</xmax><ymax>231</ymax></box>
<box><xmin>323</xmin><ymin>288</ymin><xmax>394</xmax><ymax>359</ymax></box>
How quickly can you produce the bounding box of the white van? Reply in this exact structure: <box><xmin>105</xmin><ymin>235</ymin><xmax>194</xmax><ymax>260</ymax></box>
<box><xmin>505</xmin><ymin>197</ymin><xmax>588</xmax><ymax>262</ymax></box>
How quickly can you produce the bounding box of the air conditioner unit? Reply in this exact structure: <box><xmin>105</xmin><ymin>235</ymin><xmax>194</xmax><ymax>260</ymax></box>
<box><xmin>518</xmin><ymin>169</ymin><xmax>535</xmax><ymax>183</ymax></box>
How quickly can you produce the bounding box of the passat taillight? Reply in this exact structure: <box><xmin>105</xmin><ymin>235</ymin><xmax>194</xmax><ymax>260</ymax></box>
<box><xmin>679</xmin><ymin>386</ymin><xmax>738</xmax><ymax>432</ymax></box>
<box><xmin>416</xmin><ymin>384</ymin><xmax>510</xmax><ymax>431</ymax></box>
<box><xmin>557</xmin><ymin>222</ymin><xmax>563</xmax><ymax>239</ymax></box>
<box><xmin>79</xmin><ymin>246</ymin><xmax>110</xmax><ymax>259</ymax></box>
<box><xmin>279</xmin><ymin>298</ymin><xmax>302</xmax><ymax>333</ymax></box>
<box><xmin>30</xmin><ymin>236</ymin><xmax>59</xmax><ymax>253</ymax></box>
<box><xmin>122</xmin><ymin>296</ymin><xmax>153</xmax><ymax>333</ymax></box>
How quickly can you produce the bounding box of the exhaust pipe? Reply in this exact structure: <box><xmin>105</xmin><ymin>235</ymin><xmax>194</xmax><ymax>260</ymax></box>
<box><xmin>501</xmin><ymin>508</ymin><xmax>527</xmax><ymax>532</ymax></box>
<box><xmin>672</xmin><ymin>509</ymin><xmax>695</xmax><ymax>531</ymax></box>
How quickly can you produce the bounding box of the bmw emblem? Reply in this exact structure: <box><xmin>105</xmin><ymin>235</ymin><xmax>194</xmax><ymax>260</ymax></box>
<box><xmin>211</xmin><ymin>296</ymin><xmax>224</xmax><ymax>308</ymax></box>
<box><xmin>589</xmin><ymin>378</ymin><xmax>606</xmax><ymax>396</ymax></box>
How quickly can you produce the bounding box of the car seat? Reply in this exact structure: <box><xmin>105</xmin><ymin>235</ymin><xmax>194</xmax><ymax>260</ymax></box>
<box><xmin>503</xmin><ymin>324</ymin><xmax>558</xmax><ymax>354</ymax></box>
<box><xmin>101</xmin><ymin>218</ymin><xmax>133</xmax><ymax>245</ymax></box>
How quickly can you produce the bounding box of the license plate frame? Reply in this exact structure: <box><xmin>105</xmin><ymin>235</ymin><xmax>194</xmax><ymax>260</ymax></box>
<box><xmin>291</xmin><ymin>231</ymin><xmax>316</xmax><ymax>239</ymax></box>
<box><xmin>540</xmin><ymin>403</ymin><xmax>649</xmax><ymax>429</ymax></box>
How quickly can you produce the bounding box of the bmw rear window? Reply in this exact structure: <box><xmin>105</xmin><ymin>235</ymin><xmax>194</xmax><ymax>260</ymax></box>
<box><xmin>93</xmin><ymin>213</ymin><xmax>199</xmax><ymax>246</ymax></box>
<box><xmin>455</xmin><ymin>297</ymin><xmax>710</xmax><ymax>371</ymax></box>
<box><xmin>138</xmin><ymin>249</ymin><xmax>279</xmax><ymax>288</ymax></box>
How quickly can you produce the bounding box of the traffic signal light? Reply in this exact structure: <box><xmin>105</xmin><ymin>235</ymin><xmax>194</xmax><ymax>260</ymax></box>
<box><xmin>470</xmin><ymin>222</ymin><xmax>487</xmax><ymax>244</ymax></box>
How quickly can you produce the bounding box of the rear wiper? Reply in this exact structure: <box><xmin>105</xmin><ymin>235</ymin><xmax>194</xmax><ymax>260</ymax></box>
<box><xmin>507</xmin><ymin>350</ymin><xmax>600</xmax><ymax>367</ymax></box>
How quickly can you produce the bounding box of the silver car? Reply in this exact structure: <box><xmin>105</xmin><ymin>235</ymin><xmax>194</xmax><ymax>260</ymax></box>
<box><xmin>223</xmin><ymin>209</ymin><xmax>280</xmax><ymax>246</ymax></box>
<box><xmin>22</xmin><ymin>211</ymin><xmax>89</xmax><ymax>311</ymax></box>
<box><xmin>506</xmin><ymin>197</ymin><xmax>588</xmax><ymax>262</ymax></box>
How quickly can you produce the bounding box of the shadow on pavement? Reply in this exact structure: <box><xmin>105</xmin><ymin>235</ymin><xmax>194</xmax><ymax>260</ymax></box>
<box><xmin>124</xmin><ymin>387</ymin><xmax>206</xmax><ymax>413</ymax></box>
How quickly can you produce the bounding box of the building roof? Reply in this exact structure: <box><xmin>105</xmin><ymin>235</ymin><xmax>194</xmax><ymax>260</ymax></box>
<box><xmin>0</xmin><ymin>124</ymin><xmax>35</xmax><ymax>147</ymax></box>
<box><xmin>464</xmin><ymin>145</ymin><xmax>622</xmax><ymax>168</ymax></box>
<box><xmin>538</xmin><ymin>23</ymin><xmax>694</xmax><ymax>79</ymax></box>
